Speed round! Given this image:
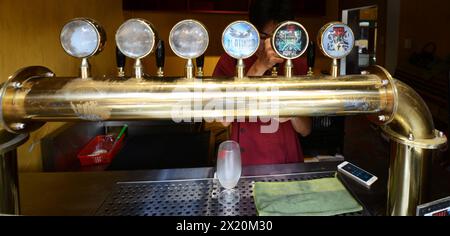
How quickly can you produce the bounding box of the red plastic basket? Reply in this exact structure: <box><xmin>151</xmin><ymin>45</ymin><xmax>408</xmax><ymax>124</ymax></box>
<box><xmin>77</xmin><ymin>135</ymin><xmax>125</xmax><ymax>166</ymax></box>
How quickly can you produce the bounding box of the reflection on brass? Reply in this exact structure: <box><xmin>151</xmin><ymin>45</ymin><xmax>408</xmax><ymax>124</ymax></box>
<box><xmin>134</xmin><ymin>59</ymin><xmax>144</xmax><ymax>79</ymax></box>
<box><xmin>186</xmin><ymin>59</ymin><xmax>194</xmax><ymax>79</ymax></box>
<box><xmin>366</xmin><ymin>66</ymin><xmax>398</xmax><ymax>126</ymax></box>
<box><xmin>236</xmin><ymin>59</ymin><xmax>245</xmax><ymax>79</ymax></box>
<box><xmin>0</xmin><ymin>66</ymin><xmax>54</xmax><ymax>133</ymax></box>
<box><xmin>387</xmin><ymin>142</ymin><xmax>432</xmax><ymax>216</ymax></box>
<box><xmin>81</xmin><ymin>58</ymin><xmax>91</xmax><ymax>79</ymax></box>
<box><xmin>331</xmin><ymin>58</ymin><xmax>339</xmax><ymax>78</ymax></box>
<box><xmin>285</xmin><ymin>59</ymin><xmax>293</xmax><ymax>78</ymax></box>
<box><xmin>1</xmin><ymin>66</ymin><xmax>393</xmax><ymax>134</ymax></box>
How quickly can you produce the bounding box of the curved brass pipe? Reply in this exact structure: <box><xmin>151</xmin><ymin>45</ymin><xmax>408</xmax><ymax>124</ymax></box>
<box><xmin>386</xmin><ymin>81</ymin><xmax>435</xmax><ymax>140</ymax></box>
<box><xmin>382</xmin><ymin>80</ymin><xmax>446</xmax><ymax>216</ymax></box>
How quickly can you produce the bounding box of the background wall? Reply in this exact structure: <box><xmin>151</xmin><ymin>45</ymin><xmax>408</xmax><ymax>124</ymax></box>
<box><xmin>385</xmin><ymin>0</ymin><xmax>400</xmax><ymax>74</ymax></box>
<box><xmin>0</xmin><ymin>0</ymin><xmax>124</xmax><ymax>171</ymax></box>
<box><xmin>397</xmin><ymin>0</ymin><xmax>450</xmax><ymax>64</ymax></box>
<box><xmin>339</xmin><ymin>0</ymin><xmax>387</xmax><ymax>67</ymax></box>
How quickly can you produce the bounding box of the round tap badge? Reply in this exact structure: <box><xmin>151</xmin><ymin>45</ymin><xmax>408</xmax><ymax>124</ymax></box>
<box><xmin>169</xmin><ymin>20</ymin><xmax>209</xmax><ymax>59</ymax></box>
<box><xmin>272</xmin><ymin>21</ymin><xmax>309</xmax><ymax>60</ymax></box>
<box><xmin>116</xmin><ymin>19</ymin><xmax>157</xmax><ymax>59</ymax></box>
<box><xmin>222</xmin><ymin>21</ymin><xmax>260</xmax><ymax>59</ymax></box>
<box><xmin>319</xmin><ymin>22</ymin><xmax>355</xmax><ymax>59</ymax></box>
<box><xmin>61</xmin><ymin>18</ymin><xmax>106</xmax><ymax>58</ymax></box>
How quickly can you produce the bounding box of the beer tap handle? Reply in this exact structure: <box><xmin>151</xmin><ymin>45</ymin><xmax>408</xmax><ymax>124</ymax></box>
<box><xmin>307</xmin><ymin>41</ymin><xmax>315</xmax><ymax>76</ymax></box>
<box><xmin>196</xmin><ymin>54</ymin><xmax>205</xmax><ymax>78</ymax></box>
<box><xmin>155</xmin><ymin>40</ymin><xmax>165</xmax><ymax>77</ymax></box>
<box><xmin>116</xmin><ymin>46</ymin><xmax>126</xmax><ymax>77</ymax></box>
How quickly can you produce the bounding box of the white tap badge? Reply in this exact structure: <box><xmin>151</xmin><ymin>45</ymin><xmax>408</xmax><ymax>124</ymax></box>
<box><xmin>116</xmin><ymin>19</ymin><xmax>156</xmax><ymax>59</ymax></box>
<box><xmin>222</xmin><ymin>21</ymin><xmax>260</xmax><ymax>59</ymax></box>
<box><xmin>61</xmin><ymin>19</ymin><xmax>103</xmax><ymax>58</ymax></box>
<box><xmin>169</xmin><ymin>20</ymin><xmax>209</xmax><ymax>59</ymax></box>
<box><xmin>320</xmin><ymin>23</ymin><xmax>354</xmax><ymax>59</ymax></box>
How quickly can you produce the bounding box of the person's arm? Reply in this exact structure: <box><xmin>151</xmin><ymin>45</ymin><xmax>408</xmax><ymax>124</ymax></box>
<box><xmin>290</xmin><ymin>117</ymin><xmax>312</xmax><ymax>137</ymax></box>
<box><xmin>275</xmin><ymin>117</ymin><xmax>312</xmax><ymax>137</ymax></box>
<box><xmin>213</xmin><ymin>53</ymin><xmax>237</xmax><ymax>78</ymax></box>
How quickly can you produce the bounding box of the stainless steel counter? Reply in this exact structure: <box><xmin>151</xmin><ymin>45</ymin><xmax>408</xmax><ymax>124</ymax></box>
<box><xmin>19</xmin><ymin>162</ymin><xmax>386</xmax><ymax>216</ymax></box>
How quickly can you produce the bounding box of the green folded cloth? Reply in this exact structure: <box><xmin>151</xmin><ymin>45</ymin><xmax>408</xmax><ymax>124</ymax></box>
<box><xmin>253</xmin><ymin>177</ymin><xmax>363</xmax><ymax>216</ymax></box>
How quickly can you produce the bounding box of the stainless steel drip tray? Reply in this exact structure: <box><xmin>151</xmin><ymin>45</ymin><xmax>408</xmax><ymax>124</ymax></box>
<box><xmin>96</xmin><ymin>171</ymin><xmax>367</xmax><ymax>216</ymax></box>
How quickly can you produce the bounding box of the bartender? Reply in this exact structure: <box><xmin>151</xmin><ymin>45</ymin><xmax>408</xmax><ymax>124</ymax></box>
<box><xmin>213</xmin><ymin>0</ymin><xmax>312</xmax><ymax>166</ymax></box>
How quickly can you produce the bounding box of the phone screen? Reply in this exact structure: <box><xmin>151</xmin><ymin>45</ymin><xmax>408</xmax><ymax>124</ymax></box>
<box><xmin>342</xmin><ymin>163</ymin><xmax>373</xmax><ymax>182</ymax></box>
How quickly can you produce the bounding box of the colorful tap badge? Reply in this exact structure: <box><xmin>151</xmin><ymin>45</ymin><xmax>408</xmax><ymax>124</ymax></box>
<box><xmin>222</xmin><ymin>21</ymin><xmax>260</xmax><ymax>59</ymax></box>
<box><xmin>319</xmin><ymin>22</ymin><xmax>354</xmax><ymax>59</ymax></box>
<box><xmin>272</xmin><ymin>21</ymin><xmax>309</xmax><ymax>59</ymax></box>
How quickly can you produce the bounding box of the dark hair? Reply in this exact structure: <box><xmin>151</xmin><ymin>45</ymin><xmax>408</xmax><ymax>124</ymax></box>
<box><xmin>249</xmin><ymin>0</ymin><xmax>295</xmax><ymax>32</ymax></box>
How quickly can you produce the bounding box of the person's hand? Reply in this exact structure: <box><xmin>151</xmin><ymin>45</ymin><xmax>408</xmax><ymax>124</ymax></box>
<box><xmin>273</xmin><ymin>118</ymin><xmax>292</xmax><ymax>123</ymax></box>
<box><xmin>247</xmin><ymin>38</ymin><xmax>284</xmax><ymax>76</ymax></box>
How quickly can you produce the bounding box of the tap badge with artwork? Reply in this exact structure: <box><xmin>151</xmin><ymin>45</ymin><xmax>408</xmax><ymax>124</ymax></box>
<box><xmin>272</xmin><ymin>21</ymin><xmax>309</xmax><ymax>60</ymax></box>
<box><xmin>222</xmin><ymin>21</ymin><xmax>260</xmax><ymax>59</ymax></box>
<box><xmin>319</xmin><ymin>23</ymin><xmax>355</xmax><ymax>59</ymax></box>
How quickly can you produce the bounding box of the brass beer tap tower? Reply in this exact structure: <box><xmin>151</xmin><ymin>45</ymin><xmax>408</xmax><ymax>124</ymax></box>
<box><xmin>0</xmin><ymin>19</ymin><xmax>446</xmax><ymax>216</ymax></box>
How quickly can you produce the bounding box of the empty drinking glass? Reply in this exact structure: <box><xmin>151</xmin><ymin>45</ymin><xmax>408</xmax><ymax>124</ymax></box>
<box><xmin>216</xmin><ymin>140</ymin><xmax>242</xmax><ymax>205</ymax></box>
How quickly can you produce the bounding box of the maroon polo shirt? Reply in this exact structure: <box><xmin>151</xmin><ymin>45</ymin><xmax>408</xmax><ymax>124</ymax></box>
<box><xmin>213</xmin><ymin>53</ymin><xmax>308</xmax><ymax>166</ymax></box>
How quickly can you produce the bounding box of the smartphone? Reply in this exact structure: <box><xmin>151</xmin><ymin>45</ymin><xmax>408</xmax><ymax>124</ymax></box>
<box><xmin>338</xmin><ymin>161</ymin><xmax>378</xmax><ymax>188</ymax></box>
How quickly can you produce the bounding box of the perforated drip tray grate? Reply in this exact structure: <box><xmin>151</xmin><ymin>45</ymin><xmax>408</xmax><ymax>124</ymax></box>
<box><xmin>96</xmin><ymin>171</ymin><xmax>366</xmax><ymax>216</ymax></box>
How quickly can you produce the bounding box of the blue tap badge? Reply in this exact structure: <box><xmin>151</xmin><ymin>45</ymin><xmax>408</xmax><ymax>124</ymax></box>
<box><xmin>319</xmin><ymin>23</ymin><xmax>354</xmax><ymax>59</ymax></box>
<box><xmin>272</xmin><ymin>21</ymin><xmax>309</xmax><ymax>60</ymax></box>
<box><xmin>222</xmin><ymin>21</ymin><xmax>260</xmax><ymax>59</ymax></box>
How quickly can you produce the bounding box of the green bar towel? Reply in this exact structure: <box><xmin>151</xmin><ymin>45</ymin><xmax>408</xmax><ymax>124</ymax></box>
<box><xmin>253</xmin><ymin>177</ymin><xmax>363</xmax><ymax>216</ymax></box>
